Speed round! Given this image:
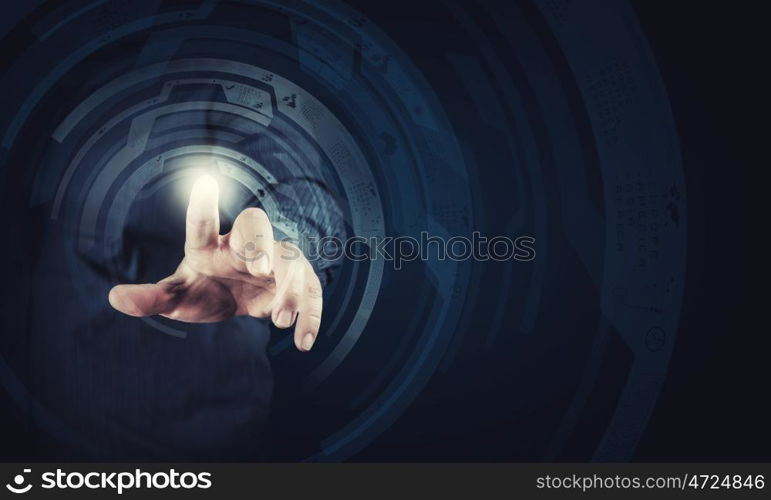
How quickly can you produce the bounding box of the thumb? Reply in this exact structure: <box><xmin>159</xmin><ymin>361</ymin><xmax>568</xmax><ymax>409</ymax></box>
<box><xmin>108</xmin><ymin>283</ymin><xmax>176</xmax><ymax>317</ymax></box>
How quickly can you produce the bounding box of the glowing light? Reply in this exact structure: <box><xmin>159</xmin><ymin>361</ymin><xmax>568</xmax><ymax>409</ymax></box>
<box><xmin>192</xmin><ymin>174</ymin><xmax>219</xmax><ymax>201</ymax></box>
<box><xmin>173</xmin><ymin>157</ymin><xmax>238</xmax><ymax>213</ymax></box>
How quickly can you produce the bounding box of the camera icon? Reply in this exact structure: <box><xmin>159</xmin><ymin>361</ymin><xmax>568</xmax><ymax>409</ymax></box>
<box><xmin>5</xmin><ymin>469</ymin><xmax>32</xmax><ymax>494</ymax></box>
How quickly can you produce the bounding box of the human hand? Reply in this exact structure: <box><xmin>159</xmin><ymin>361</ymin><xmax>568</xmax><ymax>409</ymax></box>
<box><xmin>108</xmin><ymin>175</ymin><xmax>323</xmax><ymax>352</ymax></box>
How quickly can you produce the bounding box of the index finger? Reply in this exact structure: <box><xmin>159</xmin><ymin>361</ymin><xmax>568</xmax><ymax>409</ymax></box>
<box><xmin>185</xmin><ymin>175</ymin><xmax>220</xmax><ymax>250</ymax></box>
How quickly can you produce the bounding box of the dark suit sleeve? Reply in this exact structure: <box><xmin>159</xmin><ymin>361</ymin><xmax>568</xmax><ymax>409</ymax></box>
<box><xmin>238</xmin><ymin>130</ymin><xmax>347</xmax><ymax>288</ymax></box>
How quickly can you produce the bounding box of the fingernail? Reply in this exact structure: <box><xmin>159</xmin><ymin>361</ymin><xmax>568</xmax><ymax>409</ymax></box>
<box><xmin>302</xmin><ymin>333</ymin><xmax>315</xmax><ymax>351</ymax></box>
<box><xmin>275</xmin><ymin>309</ymin><xmax>294</xmax><ymax>328</ymax></box>
<box><xmin>252</xmin><ymin>253</ymin><xmax>270</xmax><ymax>275</ymax></box>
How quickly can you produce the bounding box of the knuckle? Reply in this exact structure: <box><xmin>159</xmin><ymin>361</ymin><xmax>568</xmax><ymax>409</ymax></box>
<box><xmin>240</xmin><ymin>207</ymin><xmax>269</xmax><ymax>221</ymax></box>
<box><xmin>306</xmin><ymin>283</ymin><xmax>323</xmax><ymax>298</ymax></box>
<box><xmin>234</xmin><ymin>209</ymin><xmax>272</xmax><ymax>238</ymax></box>
<box><xmin>305</xmin><ymin>310</ymin><xmax>322</xmax><ymax>323</ymax></box>
<box><xmin>187</xmin><ymin>218</ymin><xmax>215</xmax><ymax>229</ymax></box>
<box><xmin>281</xmin><ymin>291</ymin><xmax>302</xmax><ymax>306</ymax></box>
<box><xmin>277</xmin><ymin>240</ymin><xmax>301</xmax><ymax>254</ymax></box>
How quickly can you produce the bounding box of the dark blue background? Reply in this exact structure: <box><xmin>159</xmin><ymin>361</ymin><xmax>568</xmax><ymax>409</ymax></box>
<box><xmin>0</xmin><ymin>0</ymin><xmax>765</xmax><ymax>461</ymax></box>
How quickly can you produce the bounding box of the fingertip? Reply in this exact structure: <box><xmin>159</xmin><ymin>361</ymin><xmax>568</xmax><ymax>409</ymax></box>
<box><xmin>107</xmin><ymin>285</ymin><xmax>122</xmax><ymax>309</ymax></box>
<box><xmin>272</xmin><ymin>308</ymin><xmax>296</xmax><ymax>329</ymax></box>
<box><xmin>298</xmin><ymin>332</ymin><xmax>315</xmax><ymax>352</ymax></box>
<box><xmin>107</xmin><ymin>285</ymin><xmax>141</xmax><ymax>317</ymax></box>
<box><xmin>192</xmin><ymin>174</ymin><xmax>219</xmax><ymax>198</ymax></box>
